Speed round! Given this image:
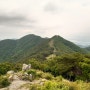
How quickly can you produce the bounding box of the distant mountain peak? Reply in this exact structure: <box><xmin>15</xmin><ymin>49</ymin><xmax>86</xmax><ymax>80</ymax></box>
<box><xmin>51</xmin><ymin>35</ymin><xmax>63</xmax><ymax>39</ymax></box>
<box><xmin>19</xmin><ymin>34</ymin><xmax>42</xmax><ymax>41</ymax></box>
<box><xmin>21</xmin><ymin>34</ymin><xmax>41</xmax><ymax>38</ymax></box>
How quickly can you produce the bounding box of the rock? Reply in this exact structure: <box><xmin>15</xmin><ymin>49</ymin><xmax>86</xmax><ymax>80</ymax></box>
<box><xmin>22</xmin><ymin>64</ymin><xmax>31</xmax><ymax>71</ymax></box>
<box><xmin>13</xmin><ymin>75</ymin><xmax>19</xmax><ymax>80</ymax></box>
<box><xmin>7</xmin><ymin>70</ymin><xmax>15</xmax><ymax>81</ymax></box>
<box><xmin>24</xmin><ymin>72</ymin><xmax>28</xmax><ymax>76</ymax></box>
<box><xmin>8</xmin><ymin>74</ymin><xmax>14</xmax><ymax>81</ymax></box>
<box><xmin>7</xmin><ymin>70</ymin><xmax>14</xmax><ymax>75</ymax></box>
<box><xmin>29</xmin><ymin>74</ymin><xmax>33</xmax><ymax>81</ymax></box>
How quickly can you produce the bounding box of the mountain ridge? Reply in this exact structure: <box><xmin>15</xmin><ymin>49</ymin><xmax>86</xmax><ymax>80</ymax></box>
<box><xmin>0</xmin><ymin>34</ymin><xmax>88</xmax><ymax>62</ymax></box>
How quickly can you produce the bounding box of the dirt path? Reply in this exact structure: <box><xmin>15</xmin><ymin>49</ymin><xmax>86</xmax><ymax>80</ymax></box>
<box><xmin>0</xmin><ymin>80</ymin><xmax>29</xmax><ymax>90</ymax></box>
<box><xmin>0</xmin><ymin>75</ymin><xmax>29</xmax><ymax>90</ymax></box>
<box><xmin>0</xmin><ymin>74</ymin><xmax>46</xmax><ymax>90</ymax></box>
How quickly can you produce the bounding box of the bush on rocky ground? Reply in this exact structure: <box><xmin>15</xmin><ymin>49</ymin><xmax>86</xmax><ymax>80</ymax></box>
<box><xmin>0</xmin><ymin>76</ymin><xmax>10</xmax><ymax>88</ymax></box>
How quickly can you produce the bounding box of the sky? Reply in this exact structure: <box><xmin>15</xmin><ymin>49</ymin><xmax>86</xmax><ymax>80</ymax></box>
<box><xmin>0</xmin><ymin>0</ymin><xmax>90</xmax><ymax>46</ymax></box>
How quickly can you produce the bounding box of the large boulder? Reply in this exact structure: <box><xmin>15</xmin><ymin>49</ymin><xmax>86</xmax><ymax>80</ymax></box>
<box><xmin>7</xmin><ymin>70</ymin><xmax>14</xmax><ymax>75</ymax></box>
<box><xmin>22</xmin><ymin>64</ymin><xmax>31</xmax><ymax>71</ymax></box>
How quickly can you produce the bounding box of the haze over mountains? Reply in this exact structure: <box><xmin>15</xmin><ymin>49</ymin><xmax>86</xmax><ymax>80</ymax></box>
<box><xmin>0</xmin><ymin>34</ymin><xmax>89</xmax><ymax>62</ymax></box>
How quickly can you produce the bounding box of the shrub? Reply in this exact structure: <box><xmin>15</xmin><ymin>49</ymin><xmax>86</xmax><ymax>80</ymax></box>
<box><xmin>41</xmin><ymin>81</ymin><xmax>70</xmax><ymax>90</ymax></box>
<box><xmin>0</xmin><ymin>63</ymin><xmax>12</xmax><ymax>75</ymax></box>
<box><xmin>42</xmin><ymin>73</ymin><xmax>53</xmax><ymax>80</ymax></box>
<box><xmin>29</xmin><ymin>84</ymin><xmax>40</xmax><ymax>90</ymax></box>
<box><xmin>28</xmin><ymin>79</ymin><xmax>90</xmax><ymax>90</ymax></box>
<box><xmin>27</xmin><ymin>69</ymin><xmax>36</xmax><ymax>76</ymax></box>
<box><xmin>55</xmin><ymin>75</ymin><xmax>63</xmax><ymax>81</ymax></box>
<box><xmin>36</xmin><ymin>70</ymin><xmax>44</xmax><ymax>78</ymax></box>
<box><xmin>0</xmin><ymin>76</ymin><xmax>10</xmax><ymax>88</ymax></box>
<box><xmin>26</xmin><ymin>69</ymin><xmax>36</xmax><ymax>80</ymax></box>
<box><xmin>75</xmin><ymin>80</ymin><xmax>84</xmax><ymax>84</ymax></box>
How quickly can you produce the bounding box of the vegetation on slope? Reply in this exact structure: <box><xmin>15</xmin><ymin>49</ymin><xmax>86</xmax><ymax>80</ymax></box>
<box><xmin>28</xmin><ymin>53</ymin><xmax>90</xmax><ymax>82</ymax></box>
<box><xmin>0</xmin><ymin>39</ymin><xmax>17</xmax><ymax>62</ymax></box>
<box><xmin>0</xmin><ymin>65</ymin><xmax>90</xmax><ymax>90</ymax></box>
<box><xmin>0</xmin><ymin>53</ymin><xmax>90</xmax><ymax>82</ymax></box>
<box><xmin>0</xmin><ymin>34</ymin><xmax>88</xmax><ymax>62</ymax></box>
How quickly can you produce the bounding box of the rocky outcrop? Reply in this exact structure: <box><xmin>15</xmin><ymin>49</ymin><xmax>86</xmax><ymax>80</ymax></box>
<box><xmin>22</xmin><ymin>64</ymin><xmax>31</xmax><ymax>71</ymax></box>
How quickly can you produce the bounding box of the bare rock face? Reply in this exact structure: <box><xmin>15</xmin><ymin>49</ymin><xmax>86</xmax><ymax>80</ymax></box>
<box><xmin>7</xmin><ymin>70</ymin><xmax>15</xmax><ymax>82</ymax></box>
<box><xmin>7</xmin><ymin>70</ymin><xmax>14</xmax><ymax>75</ymax></box>
<box><xmin>22</xmin><ymin>64</ymin><xmax>31</xmax><ymax>71</ymax></box>
<box><xmin>7</xmin><ymin>70</ymin><xmax>20</xmax><ymax>81</ymax></box>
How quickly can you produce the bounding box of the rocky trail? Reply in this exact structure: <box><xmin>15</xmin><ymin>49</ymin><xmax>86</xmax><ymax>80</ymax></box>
<box><xmin>0</xmin><ymin>74</ymin><xmax>46</xmax><ymax>90</ymax></box>
<box><xmin>0</xmin><ymin>74</ymin><xmax>30</xmax><ymax>90</ymax></box>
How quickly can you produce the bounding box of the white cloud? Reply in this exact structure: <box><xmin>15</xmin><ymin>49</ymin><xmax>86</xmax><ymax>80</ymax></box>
<box><xmin>0</xmin><ymin>0</ymin><xmax>90</xmax><ymax>45</ymax></box>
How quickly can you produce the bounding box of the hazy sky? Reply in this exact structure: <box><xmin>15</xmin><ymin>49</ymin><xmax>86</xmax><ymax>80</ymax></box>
<box><xmin>0</xmin><ymin>0</ymin><xmax>90</xmax><ymax>46</ymax></box>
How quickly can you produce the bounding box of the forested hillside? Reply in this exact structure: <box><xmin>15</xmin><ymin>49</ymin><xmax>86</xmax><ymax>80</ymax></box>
<box><xmin>0</xmin><ymin>34</ymin><xmax>88</xmax><ymax>62</ymax></box>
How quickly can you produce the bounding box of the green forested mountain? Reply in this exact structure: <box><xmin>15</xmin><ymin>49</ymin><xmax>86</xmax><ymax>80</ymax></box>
<box><xmin>49</xmin><ymin>35</ymin><xmax>86</xmax><ymax>55</ymax></box>
<box><xmin>85</xmin><ymin>46</ymin><xmax>90</xmax><ymax>52</ymax></box>
<box><xmin>0</xmin><ymin>39</ymin><xmax>17</xmax><ymax>62</ymax></box>
<box><xmin>0</xmin><ymin>34</ymin><xmax>88</xmax><ymax>62</ymax></box>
